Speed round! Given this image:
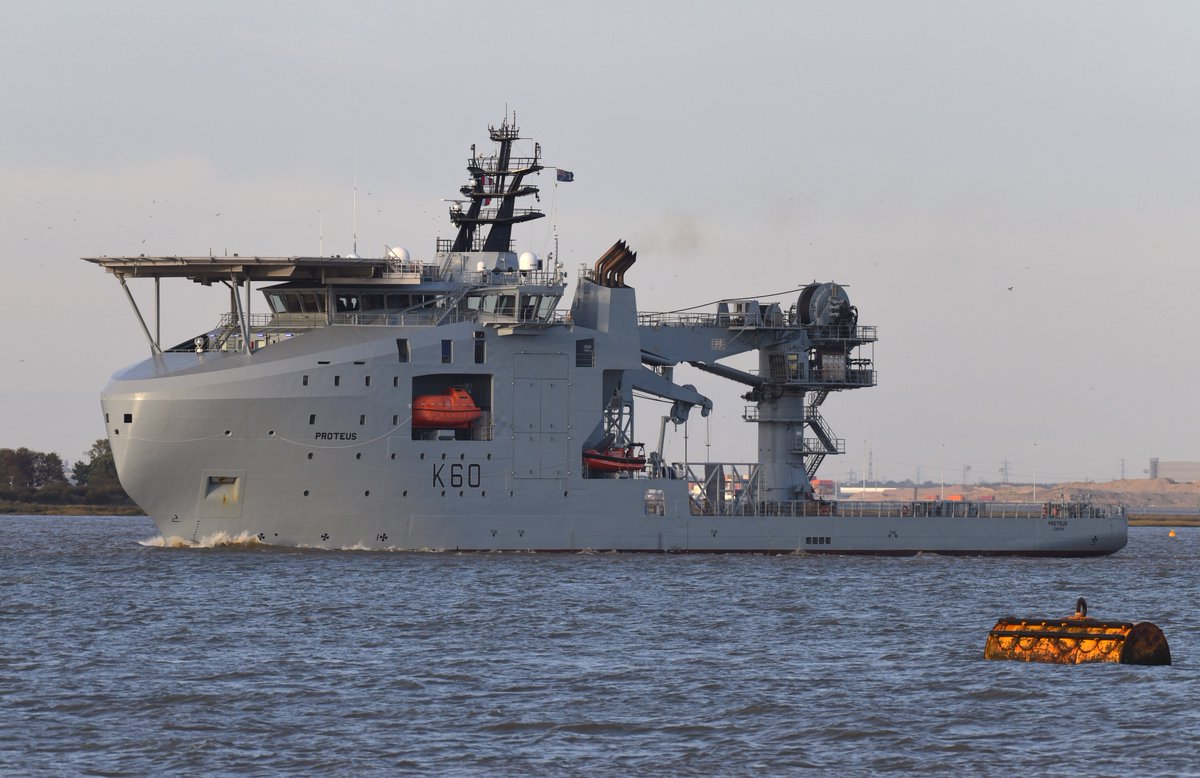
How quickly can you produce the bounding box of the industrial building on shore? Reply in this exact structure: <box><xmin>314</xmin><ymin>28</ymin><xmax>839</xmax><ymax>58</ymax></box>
<box><xmin>1148</xmin><ymin>460</ymin><xmax>1200</xmax><ymax>483</ymax></box>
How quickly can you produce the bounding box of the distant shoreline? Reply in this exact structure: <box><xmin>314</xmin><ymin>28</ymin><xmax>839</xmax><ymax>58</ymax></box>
<box><xmin>1127</xmin><ymin>514</ymin><xmax>1200</xmax><ymax>527</ymax></box>
<box><xmin>4</xmin><ymin>505</ymin><xmax>1197</xmax><ymax>525</ymax></box>
<box><xmin>0</xmin><ymin>504</ymin><xmax>145</xmax><ymax>516</ymax></box>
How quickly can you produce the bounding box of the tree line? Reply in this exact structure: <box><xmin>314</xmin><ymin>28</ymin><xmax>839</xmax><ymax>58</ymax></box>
<box><xmin>0</xmin><ymin>439</ymin><xmax>135</xmax><ymax>507</ymax></box>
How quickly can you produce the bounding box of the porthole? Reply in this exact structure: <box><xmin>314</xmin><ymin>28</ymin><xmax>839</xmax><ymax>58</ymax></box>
<box><xmin>441</xmin><ymin>453</ymin><xmax>446</xmax><ymax>460</ymax></box>
<box><xmin>307</xmin><ymin>452</ymin><xmax>314</xmax><ymax>460</ymax></box>
<box><xmin>403</xmin><ymin>490</ymin><xmax>408</xmax><ymax>497</ymax></box>
<box><xmin>420</xmin><ymin>453</ymin><xmax>425</xmax><ymax>460</ymax></box>
<box><xmin>224</xmin><ymin>430</ymin><xmax>232</xmax><ymax>437</ymax></box>
<box><xmin>364</xmin><ymin>490</ymin><xmax>370</xmax><ymax>497</ymax></box>
<box><xmin>441</xmin><ymin>490</ymin><xmax>446</xmax><ymax>497</ymax></box>
<box><xmin>268</xmin><ymin>430</ymin><xmax>276</xmax><ymax>437</ymax></box>
<box><xmin>487</xmin><ymin>453</ymin><xmax>492</xmax><ymax>461</ymax></box>
<box><xmin>460</xmin><ymin>453</ymin><xmax>465</xmax><ymax>460</ymax></box>
<box><xmin>563</xmin><ymin>491</ymin><xmax>568</xmax><ymax>497</ymax></box>
<box><xmin>390</xmin><ymin>453</ymin><xmax>396</xmax><ymax>460</ymax></box>
<box><xmin>481</xmin><ymin>490</ymin><xmax>486</xmax><ymax>497</ymax></box>
<box><xmin>303</xmin><ymin>490</ymin><xmax>310</xmax><ymax>497</ymax></box>
<box><xmin>355</xmin><ymin>452</ymin><xmax>362</xmax><ymax>460</ymax></box>
<box><xmin>459</xmin><ymin>490</ymin><xmax>464</xmax><ymax>497</ymax></box>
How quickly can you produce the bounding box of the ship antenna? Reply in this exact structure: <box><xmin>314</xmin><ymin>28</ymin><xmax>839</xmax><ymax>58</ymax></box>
<box><xmin>319</xmin><ymin>190</ymin><xmax>324</xmax><ymax>256</ymax></box>
<box><xmin>352</xmin><ymin>153</ymin><xmax>359</xmax><ymax>255</ymax></box>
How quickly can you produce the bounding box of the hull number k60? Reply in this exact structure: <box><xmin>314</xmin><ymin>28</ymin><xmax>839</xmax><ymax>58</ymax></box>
<box><xmin>433</xmin><ymin>463</ymin><xmax>482</xmax><ymax>488</ymax></box>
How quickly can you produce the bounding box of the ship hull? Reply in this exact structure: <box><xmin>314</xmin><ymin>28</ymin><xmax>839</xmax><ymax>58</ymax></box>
<box><xmin>99</xmin><ymin>332</ymin><xmax>1125</xmax><ymax>556</ymax></box>
<box><xmin>147</xmin><ymin>508</ymin><xmax>1126</xmax><ymax>555</ymax></box>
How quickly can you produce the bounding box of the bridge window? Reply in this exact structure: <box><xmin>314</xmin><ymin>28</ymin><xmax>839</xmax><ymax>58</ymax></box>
<box><xmin>299</xmin><ymin>293</ymin><xmax>325</xmax><ymax>313</ymax></box>
<box><xmin>519</xmin><ymin>294</ymin><xmax>539</xmax><ymax>322</ymax></box>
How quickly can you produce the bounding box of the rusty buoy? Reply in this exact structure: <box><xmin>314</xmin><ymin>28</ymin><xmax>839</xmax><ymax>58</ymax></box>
<box><xmin>984</xmin><ymin>598</ymin><xmax>1171</xmax><ymax>666</ymax></box>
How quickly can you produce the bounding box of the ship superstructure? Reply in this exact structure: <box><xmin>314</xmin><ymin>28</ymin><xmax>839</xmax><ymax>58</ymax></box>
<box><xmin>85</xmin><ymin>117</ymin><xmax>1126</xmax><ymax>555</ymax></box>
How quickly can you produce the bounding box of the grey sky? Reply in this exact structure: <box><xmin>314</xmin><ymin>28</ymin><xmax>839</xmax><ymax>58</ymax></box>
<box><xmin>2</xmin><ymin>1</ymin><xmax>1197</xmax><ymax>483</ymax></box>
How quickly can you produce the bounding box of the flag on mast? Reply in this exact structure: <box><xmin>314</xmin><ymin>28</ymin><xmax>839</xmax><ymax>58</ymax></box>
<box><xmin>556</xmin><ymin>169</ymin><xmax>574</xmax><ymax>182</ymax></box>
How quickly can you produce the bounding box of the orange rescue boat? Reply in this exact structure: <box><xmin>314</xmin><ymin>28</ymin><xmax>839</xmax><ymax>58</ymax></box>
<box><xmin>412</xmin><ymin>387</ymin><xmax>482</xmax><ymax>429</ymax></box>
<box><xmin>583</xmin><ymin>445</ymin><xmax>646</xmax><ymax>473</ymax></box>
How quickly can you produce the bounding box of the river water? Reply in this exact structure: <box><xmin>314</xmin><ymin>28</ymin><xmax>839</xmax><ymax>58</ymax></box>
<box><xmin>1</xmin><ymin>515</ymin><xmax>1196</xmax><ymax>776</ymax></box>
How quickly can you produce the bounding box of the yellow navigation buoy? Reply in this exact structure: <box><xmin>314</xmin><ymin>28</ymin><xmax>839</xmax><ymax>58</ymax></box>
<box><xmin>985</xmin><ymin>598</ymin><xmax>1171</xmax><ymax>666</ymax></box>
<box><xmin>1169</xmin><ymin>529</ymin><xmax>1177</xmax><ymax>538</ymax></box>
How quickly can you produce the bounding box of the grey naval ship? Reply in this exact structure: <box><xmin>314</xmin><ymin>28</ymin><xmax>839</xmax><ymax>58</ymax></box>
<box><xmin>87</xmin><ymin>118</ymin><xmax>1126</xmax><ymax>555</ymax></box>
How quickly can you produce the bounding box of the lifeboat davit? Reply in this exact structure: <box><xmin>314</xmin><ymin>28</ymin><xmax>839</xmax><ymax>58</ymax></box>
<box><xmin>412</xmin><ymin>387</ymin><xmax>482</xmax><ymax>429</ymax></box>
<box><xmin>583</xmin><ymin>445</ymin><xmax>646</xmax><ymax>473</ymax></box>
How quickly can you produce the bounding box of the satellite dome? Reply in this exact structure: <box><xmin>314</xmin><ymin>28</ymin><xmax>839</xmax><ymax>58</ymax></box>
<box><xmin>518</xmin><ymin>251</ymin><xmax>538</xmax><ymax>271</ymax></box>
<box><xmin>387</xmin><ymin>246</ymin><xmax>411</xmax><ymax>262</ymax></box>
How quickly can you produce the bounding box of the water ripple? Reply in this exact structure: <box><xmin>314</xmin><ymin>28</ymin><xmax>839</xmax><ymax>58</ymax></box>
<box><xmin>0</xmin><ymin>516</ymin><xmax>1196</xmax><ymax>775</ymax></box>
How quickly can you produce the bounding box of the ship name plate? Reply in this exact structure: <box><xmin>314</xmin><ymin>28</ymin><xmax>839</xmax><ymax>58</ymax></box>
<box><xmin>315</xmin><ymin>432</ymin><xmax>359</xmax><ymax>441</ymax></box>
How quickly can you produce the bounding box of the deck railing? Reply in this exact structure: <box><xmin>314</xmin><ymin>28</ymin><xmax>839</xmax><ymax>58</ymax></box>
<box><xmin>686</xmin><ymin>498</ymin><xmax>1123</xmax><ymax>520</ymax></box>
<box><xmin>637</xmin><ymin>313</ymin><xmax>877</xmax><ymax>340</ymax></box>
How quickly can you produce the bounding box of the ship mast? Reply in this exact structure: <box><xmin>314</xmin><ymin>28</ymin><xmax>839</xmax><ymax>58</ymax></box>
<box><xmin>447</xmin><ymin>114</ymin><xmax>544</xmax><ymax>253</ymax></box>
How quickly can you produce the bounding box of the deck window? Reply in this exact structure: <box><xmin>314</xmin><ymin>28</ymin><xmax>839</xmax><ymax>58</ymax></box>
<box><xmin>441</xmin><ymin>340</ymin><xmax>452</xmax><ymax>364</ymax></box>
<box><xmin>576</xmin><ymin>339</ymin><xmax>595</xmax><ymax>368</ymax></box>
<box><xmin>396</xmin><ymin>339</ymin><xmax>409</xmax><ymax>363</ymax></box>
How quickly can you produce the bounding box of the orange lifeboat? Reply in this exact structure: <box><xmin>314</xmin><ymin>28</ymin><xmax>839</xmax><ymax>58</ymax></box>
<box><xmin>583</xmin><ymin>445</ymin><xmax>646</xmax><ymax>473</ymax></box>
<box><xmin>412</xmin><ymin>387</ymin><xmax>483</xmax><ymax>429</ymax></box>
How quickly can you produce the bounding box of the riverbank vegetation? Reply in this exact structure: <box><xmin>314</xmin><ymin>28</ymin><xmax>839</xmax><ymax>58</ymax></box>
<box><xmin>0</xmin><ymin>440</ymin><xmax>141</xmax><ymax>514</ymax></box>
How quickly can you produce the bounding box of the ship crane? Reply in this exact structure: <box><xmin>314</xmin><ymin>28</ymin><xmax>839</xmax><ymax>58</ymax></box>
<box><xmin>636</xmin><ymin>282</ymin><xmax>876</xmax><ymax>500</ymax></box>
